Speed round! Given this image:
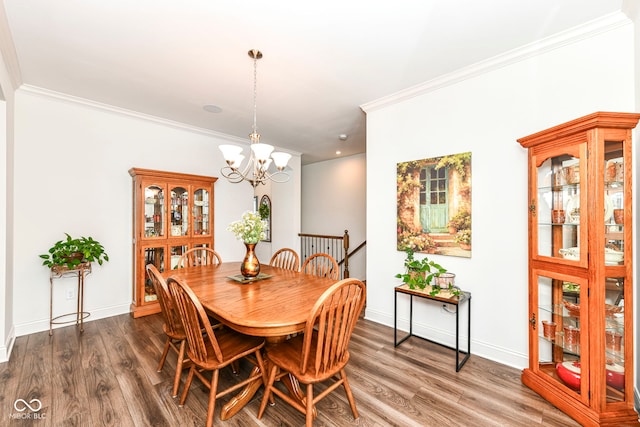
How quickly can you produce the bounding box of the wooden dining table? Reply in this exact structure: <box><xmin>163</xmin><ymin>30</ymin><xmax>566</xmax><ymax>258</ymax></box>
<box><xmin>163</xmin><ymin>261</ymin><xmax>338</xmax><ymax>420</ymax></box>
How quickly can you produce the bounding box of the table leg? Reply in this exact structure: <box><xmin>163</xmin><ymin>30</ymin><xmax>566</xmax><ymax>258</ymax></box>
<box><xmin>219</xmin><ymin>365</ymin><xmax>263</xmax><ymax>420</ymax></box>
<box><xmin>49</xmin><ymin>277</ymin><xmax>54</xmax><ymax>336</ymax></box>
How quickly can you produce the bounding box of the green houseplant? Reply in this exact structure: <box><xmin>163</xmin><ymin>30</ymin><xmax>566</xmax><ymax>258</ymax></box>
<box><xmin>40</xmin><ymin>233</ymin><xmax>110</xmax><ymax>269</ymax></box>
<box><xmin>395</xmin><ymin>248</ymin><xmax>452</xmax><ymax>296</ymax></box>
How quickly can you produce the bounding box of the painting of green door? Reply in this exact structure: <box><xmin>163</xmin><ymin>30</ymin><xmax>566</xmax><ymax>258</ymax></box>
<box><xmin>397</xmin><ymin>152</ymin><xmax>471</xmax><ymax>258</ymax></box>
<box><xmin>420</xmin><ymin>166</ymin><xmax>449</xmax><ymax>233</ymax></box>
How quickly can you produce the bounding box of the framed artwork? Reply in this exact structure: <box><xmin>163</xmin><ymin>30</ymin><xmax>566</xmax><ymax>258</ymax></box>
<box><xmin>397</xmin><ymin>152</ymin><xmax>471</xmax><ymax>258</ymax></box>
<box><xmin>259</xmin><ymin>195</ymin><xmax>271</xmax><ymax>242</ymax></box>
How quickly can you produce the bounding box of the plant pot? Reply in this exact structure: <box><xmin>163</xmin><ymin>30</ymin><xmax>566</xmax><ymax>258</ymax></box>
<box><xmin>435</xmin><ymin>272</ymin><xmax>455</xmax><ymax>288</ymax></box>
<box><xmin>459</xmin><ymin>242</ymin><xmax>471</xmax><ymax>251</ymax></box>
<box><xmin>64</xmin><ymin>252</ymin><xmax>85</xmax><ymax>264</ymax></box>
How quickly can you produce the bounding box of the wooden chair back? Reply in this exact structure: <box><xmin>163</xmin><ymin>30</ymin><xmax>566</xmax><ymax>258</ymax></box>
<box><xmin>167</xmin><ymin>276</ymin><xmax>224</xmax><ymax>364</ymax></box>
<box><xmin>301</xmin><ymin>252</ymin><xmax>339</xmax><ymax>280</ymax></box>
<box><xmin>177</xmin><ymin>247</ymin><xmax>222</xmax><ymax>268</ymax></box>
<box><xmin>301</xmin><ymin>278</ymin><xmax>366</xmax><ymax>376</ymax></box>
<box><xmin>146</xmin><ymin>264</ymin><xmax>182</xmax><ymax>338</ymax></box>
<box><xmin>269</xmin><ymin>247</ymin><xmax>300</xmax><ymax>271</ymax></box>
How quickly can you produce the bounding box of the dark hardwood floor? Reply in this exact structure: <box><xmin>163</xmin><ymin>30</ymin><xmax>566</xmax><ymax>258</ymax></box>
<box><xmin>0</xmin><ymin>314</ymin><xmax>580</xmax><ymax>426</ymax></box>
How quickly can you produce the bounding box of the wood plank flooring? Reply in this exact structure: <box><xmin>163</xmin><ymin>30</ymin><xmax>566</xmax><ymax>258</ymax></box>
<box><xmin>0</xmin><ymin>314</ymin><xmax>581</xmax><ymax>426</ymax></box>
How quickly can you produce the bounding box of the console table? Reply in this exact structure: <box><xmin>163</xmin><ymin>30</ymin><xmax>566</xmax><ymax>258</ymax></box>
<box><xmin>49</xmin><ymin>262</ymin><xmax>92</xmax><ymax>336</ymax></box>
<box><xmin>394</xmin><ymin>284</ymin><xmax>471</xmax><ymax>371</ymax></box>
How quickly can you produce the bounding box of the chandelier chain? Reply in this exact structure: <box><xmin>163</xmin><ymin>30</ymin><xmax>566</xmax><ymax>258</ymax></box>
<box><xmin>252</xmin><ymin>52</ymin><xmax>258</xmax><ymax>138</ymax></box>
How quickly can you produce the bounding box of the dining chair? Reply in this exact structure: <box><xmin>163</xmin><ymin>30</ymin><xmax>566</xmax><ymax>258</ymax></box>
<box><xmin>176</xmin><ymin>247</ymin><xmax>222</xmax><ymax>268</ymax></box>
<box><xmin>146</xmin><ymin>263</ymin><xmax>188</xmax><ymax>398</ymax></box>
<box><xmin>166</xmin><ymin>276</ymin><xmax>267</xmax><ymax>427</ymax></box>
<box><xmin>269</xmin><ymin>247</ymin><xmax>300</xmax><ymax>271</ymax></box>
<box><xmin>257</xmin><ymin>278</ymin><xmax>366</xmax><ymax>426</ymax></box>
<box><xmin>300</xmin><ymin>252</ymin><xmax>339</xmax><ymax>280</ymax></box>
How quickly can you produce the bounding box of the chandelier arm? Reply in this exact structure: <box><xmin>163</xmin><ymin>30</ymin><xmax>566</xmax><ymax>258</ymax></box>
<box><xmin>220</xmin><ymin>166</ymin><xmax>250</xmax><ymax>183</ymax></box>
<box><xmin>262</xmin><ymin>169</ymin><xmax>291</xmax><ymax>184</ymax></box>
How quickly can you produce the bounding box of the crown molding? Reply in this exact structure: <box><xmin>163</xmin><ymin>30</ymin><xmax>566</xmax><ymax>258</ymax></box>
<box><xmin>19</xmin><ymin>84</ymin><xmax>247</xmax><ymax>143</ymax></box>
<box><xmin>18</xmin><ymin>84</ymin><xmax>302</xmax><ymax>156</ymax></box>
<box><xmin>361</xmin><ymin>11</ymin><xmax>631</xmax><ymax>113</ymax></box>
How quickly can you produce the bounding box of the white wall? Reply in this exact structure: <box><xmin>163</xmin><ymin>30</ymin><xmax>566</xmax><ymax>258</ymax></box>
<box><xmin>623</xmin><ymin>0</ymin><xmax>640</xmax><ymax>408</ymax></box>
<box><xmin>10</xmin><ymin>87</ymin><xmax>301</xmax><ymax>337</ymax></box>
<box><xmin>0</xmin><ymin>98</ymin><xmax>9</xmax><ymax>361</ymax></box>
<box><xmin>364</xmin><ymin>19</ymin><xmax>635</xmax><ymax>368</ymax></box>
<box><xmin>301</xmin><ymin>153</ymin><xmax>366</xmax><ymax>280</ymax></box>
<box><xmin>0</xmin><ymin>43</ymin><xmax>15</xmax><ymax>362</ymax></box>
<box><xmin>253</xmin><ymin>158</ymin><xmax>302</xmax><ymax>265</ymax></box>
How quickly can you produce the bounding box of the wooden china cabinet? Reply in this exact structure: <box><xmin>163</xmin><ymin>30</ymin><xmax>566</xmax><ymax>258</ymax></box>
<box><xmin>129</xmin><ymin>168</ymin><xmax>217</xmax><ymax>317</ymax></box>
<box><xmin>517</xmin><ymin>112</ymin><xmax>640</xmax><ymax>426</ymax></box>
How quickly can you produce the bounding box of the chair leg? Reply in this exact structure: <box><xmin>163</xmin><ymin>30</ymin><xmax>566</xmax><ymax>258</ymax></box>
<box><xmin>157</xmin><ymin>337</ymin><xmax>171</xmax><ymax>372</ymax></box>
<box><xmin>305</xmin><ymin>383</ymin><xmax>314</xmax><ymax>427</ymax></box>
<box><xmin>205</xmin><ymin>370</ymin><xmax>219</xmax><ymax>427</ymax></box>
<box><xmin>257</xmin><ymin>364</ymin><xmax>279</xmax><ymax>419</ymax></box>
<box><xmin>255</xmin><ymin>350</ymin><xmax>269</xmax><ymax>389</ymax></box>
<box><xmin>179</xmin><ymin>366</ymin><xmax>196</xmax><ymax>406</ymax></box>
<box><xmin>171</xmin><ymin>339</ymin><xmax>186</xmax><ymax>397</ymax></box>
<box><xmin>340</xmin><ymin>369</ymin><xmax>359</xmax><ymax>419</ymax></box>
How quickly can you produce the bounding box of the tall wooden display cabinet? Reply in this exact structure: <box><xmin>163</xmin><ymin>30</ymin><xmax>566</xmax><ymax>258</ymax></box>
<box><xmin>517</xmin><ymin>112</ymin><xmax>640</xmax><ymax>426</ymax></box>
<box><xmin>129</xmin><ymin>168</ymin><xmax>217</xmax><ymax>318</ymax></box>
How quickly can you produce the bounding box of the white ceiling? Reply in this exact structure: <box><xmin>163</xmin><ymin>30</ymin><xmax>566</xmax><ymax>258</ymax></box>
<box><xmin>1</xmin><ymin>0</ymin><xmax>624</xmax><ymax>164</ymax></box>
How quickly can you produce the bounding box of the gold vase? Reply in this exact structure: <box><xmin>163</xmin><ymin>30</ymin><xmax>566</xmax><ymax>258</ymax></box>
<box><xmin>241</xmin><ymin>242</ymin><xmax>260</xmax><ymax>278</ymax></box>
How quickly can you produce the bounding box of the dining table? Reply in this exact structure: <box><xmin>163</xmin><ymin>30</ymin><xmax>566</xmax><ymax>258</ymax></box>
<box><xmin>163</xmin><ymin>261</ymin><xmax>339</xmax><ymax>420</ymax></box>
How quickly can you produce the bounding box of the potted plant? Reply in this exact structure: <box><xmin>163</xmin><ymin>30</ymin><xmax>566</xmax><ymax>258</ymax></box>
<box><xmin>447</xmin><ymin>209</ymin><xmax>471</xmax><ymax>234</ymax></box>
<box><xmin>39</xmin><ymin>233</ymin><xmax>110</xmax><ymax>269</ymax></box>
<box><xmin>395</xmin><ymin>248</ymin><xmax>456</xmax><ymax>296</ymax></box>
<box><xmin>455</xmin><ymin>228</ymin><xmax>471</xmax><ymax>250</ymax></box>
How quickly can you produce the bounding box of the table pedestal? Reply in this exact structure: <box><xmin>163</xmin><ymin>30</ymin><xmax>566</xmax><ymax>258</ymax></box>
<box><xmin>220</xmin><ymin>338</ymin><xmax>316</xmax><ymax>421</ymax></box>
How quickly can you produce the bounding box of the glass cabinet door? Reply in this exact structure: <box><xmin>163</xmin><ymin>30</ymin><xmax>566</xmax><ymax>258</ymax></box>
<box><xmin>143</xmin><ymin>246</ymin><xmax>165</xmax><ymax>303</ymax></box>
<box><xmin>535</xmin><ymin>271</ymin><xmax>587</xmax><ymax>398</ymax></box>
<box><xmin>193</xmin><ymin>187</ymin><xmax>210</xmax><ymax>236</ymax></box>
<box><xmin>604</xmin><ymin>141</ymin><xmax>624</xmax><ymax>265</ymax></box>
<box><xmin>170</xmin><ymin>186</ymin><xmax>189</xmax><ymax>237</ymax></box>
<box><xmin>535</xmin><ymin>149</ymin><xmax>585</xmax><ymax>263</ymax></box>
<box><xmin>169</xmin><ymin>244</ymin><xmax>188</xmax><ymax>270</ymax></box>
<box><xmin>603</xmin><ymin>139</ymin><xmax>626</xmax><ymax>405</ymax></box>
<box><xmin>144</xmin><ymin>184</ymin><xmax>165</xmax><ymax>238</ymax></box>
<box><xmin>604</xmin><ymin>276</ymin><xmax>625</xmax><ymax>403</ymax></box>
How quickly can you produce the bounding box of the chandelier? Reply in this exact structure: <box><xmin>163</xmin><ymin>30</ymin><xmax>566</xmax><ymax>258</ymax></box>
<box><xmin>219</xmin><ymin>49</ymin><xmax>292</xmax><ymax>187</ymax></box>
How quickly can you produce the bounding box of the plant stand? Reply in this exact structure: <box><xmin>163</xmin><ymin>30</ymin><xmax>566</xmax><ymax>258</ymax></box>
<box><xmin>394</xmin><ymin>284</ymin><xmax>472</xmax><ymax>371</ymax></box>
<box><xmin>49</xmin><ymin>262</ymin><xmax>91</xmax><ymax>336</ymax></box>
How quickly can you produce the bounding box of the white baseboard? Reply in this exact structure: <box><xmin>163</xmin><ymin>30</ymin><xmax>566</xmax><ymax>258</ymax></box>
<box><xmin>364</xmin><ymin>306</ymin><xmax>529</xmax><ymax>370</ymax></box>
<box><xmin>0</xmin><ymin>324</ymin><xmax>16</xmax><ymax>363</ymax></box>
<box><xmin>14</xmin><ymin>303</ymin><xmax>131</xmax><ymax>337</ymax></box>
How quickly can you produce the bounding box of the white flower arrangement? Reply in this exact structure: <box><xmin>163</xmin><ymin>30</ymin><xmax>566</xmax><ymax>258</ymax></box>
<box><xmin>227</xmin><ymin>211</ymin><xmax>267</xmax><ymax>244</ymax></box>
